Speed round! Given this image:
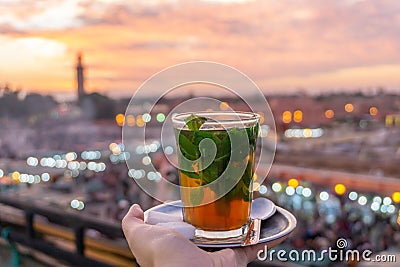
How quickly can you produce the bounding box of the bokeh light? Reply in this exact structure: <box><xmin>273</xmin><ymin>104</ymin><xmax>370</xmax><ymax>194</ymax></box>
<box><xmin>293</xmin><ymin>110</ymin><xmax>303</xmax><ymax>123</ymax></box>
<box><xmin>286</xmin><ymin>186</ymin><xmax>295</xmax><ymax>196</ymax></box>
<box><xmin>288</xmin><ymin>178</ymin><xmax>299</xmax><ymax>188</ymax></box>
<box><xmin>369</xmin><ymin>106</ymin><xmax>378</xmax><ymax>116</ymax></box>
<box><xmin>371</xmin><ymin>202</ymin><xmax>380</xmax><ymax>212</ymax></box>
<box><xmin>296</xmin><ymin>185</ymin><xmax>304</xmax><ymax>195</ymax></box>
<box><xmin>349</xmin><ymin>191</ymin><xmax>358</xmax><ymax>201</ymax></box>
<box><xmin>142</xmin><ymin>156</ymin><xmax>151</xmax><ymax>165</ymax></box>
<box><xmin>126</xmin><ymin>114</ymin><xmax>136</xmax><ymax>126</ymax></box>
<box><xmin>303</xmin><ymin>128</ymin><xmax>312</xmax><ymax>138</ymax></box>
<box><xmin>70</xmin><ymin>199</ymin><xmax>79</xmax><ymax>209</ymax></box>
<box><xmin>391</xmin><ymin>192</ymin><xmax>400</xmax><ymax>203</ymax></box>
<box><xmin>373</xmin><ymin>196</ymin><xmax>382</xmax><ymax>204</ymax></box>
<box><xmin>156</xmin><ymin>113</ymin><xmax>166</xmax><ymax>122</ymax></box>
<box><xmin>253</xmin><ymin>182</ymin><xmax>261</xmax><ymax>191</ymax></box>
<box><xmin>27</xmin><ymin>157</ymin><xmax>39</xmax><ymax>166</ymax></box>
<box><xmin>142</xmin><ymin>113</ymin><xmax>151</xmax><ymax>123</ymax></box>
<box><xmin>358</xmin><ymin>196</ymin><xmax>367</xmax><ymax>205</ymax></box>
<box><xmin>259</xmin><ymin>185</ymin><xmax>268</xmax><ymax>194</ymax></box>
<box><xmin>136</xmin><ymin>115</ymin><xmax>145</xmax><ymax>127</ymax></box>
<box><xmin>334</xmin><ymin>184</ymin><xmax>346</xmax><ymax>195</ymax></box>
<box><xmin>41</xmin><ymin>173</ymin><xmax>51</xmax><ymax>182</ymax></box>
<box><xmin>272</xmin><ymin>182</ymin><xmax>282</xmax><ymax>192</ymax></box>
<box><xmin>282</xmin><ymin>111</ymin><xmax>292</xmax><ymax>123</ymax></box>
<box><xmin>319</xmin><ymin>191</ymin><xmax>329</xmax><ymax>201</ymax></box>
<box><xmin>345</xmin><ymin>103</ymin><xmax>354</xmax><ymax>113</ymax></box>
<box><xmin>12</xmin><ymin>171</ymin><xmax>20</xmax><ymax>181</ymax></box>
<box><xmin>164</xmin><ymin>146</ymin><xmax>173</xmax><ymax>155</ymax></box>
<box><xmin>302</xmin><ymin>188</ymin><xmax>312</xmax><ymax>198</ymax></box>
<box><xmin>383</xmin><ymin>197</ymin><xmax>392</xmax><ymax>206</ymax></box>
<box><xmin>65</xmin><ymin>152</ymin><xmax>77</xmax><ymax>161</ymax></box>
<box><xmin>324</xmin><ymin>109</ymin><xmax>335</xmax><ymax>119</ymax></box>
<box><xmin>387</xmin><ymin>205</ymin><xmax>395</xmax><ymax>214</ymax></box>
<box><xmin>115</xmin><ymin>113</ymin><xmax>125</xmax><ymax>126</ymax></box>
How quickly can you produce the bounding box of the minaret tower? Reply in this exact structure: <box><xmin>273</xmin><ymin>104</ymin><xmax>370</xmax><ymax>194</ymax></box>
<box><xmin>76</xmin><ymin>52</ymin><xmax>85</xmax><ymax>101</ymax></box>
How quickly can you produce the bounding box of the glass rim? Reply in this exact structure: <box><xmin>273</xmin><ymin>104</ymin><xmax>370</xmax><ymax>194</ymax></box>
<box><xmin>172</xmin><ymin>111</ymin><xmax>260</xmax><ymax>128</ymax></box>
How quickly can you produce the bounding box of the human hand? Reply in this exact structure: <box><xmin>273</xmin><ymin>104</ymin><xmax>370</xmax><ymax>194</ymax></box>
<box><xmin>122</xmin><ymin>204</ymin><xmax>287</xmax><ymax>267</ymax></box>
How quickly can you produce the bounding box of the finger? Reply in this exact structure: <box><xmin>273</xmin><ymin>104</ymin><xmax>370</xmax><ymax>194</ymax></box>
<box><xmin>128</xmin><ymin>204</ymin><xmax>145</xmax><ymax>221</ymax></box>
<box><xmin>121</xmin><ymin>204</ymin><xmax>155</xmax><ymax>265</ymax></box>
<box><xmin>122</xmin><ymin>204</ymin><xmax>144</xmax><ymax>229</ymax></box>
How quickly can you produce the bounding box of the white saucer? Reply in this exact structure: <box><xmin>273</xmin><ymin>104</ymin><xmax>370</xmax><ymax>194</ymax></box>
<box><xmin>144</xmin><ymin>198</ymin><xmax>296</xmax><ymax>248</ymax></box>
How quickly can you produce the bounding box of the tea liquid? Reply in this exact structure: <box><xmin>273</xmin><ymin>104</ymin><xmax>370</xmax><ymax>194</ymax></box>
<box><xmin>176</xmin><ymin>126</ymin><xmax>258</xmax><ymax>231</ymax></box>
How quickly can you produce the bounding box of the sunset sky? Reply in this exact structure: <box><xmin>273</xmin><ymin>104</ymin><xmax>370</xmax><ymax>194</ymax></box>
<box><xmin>1</xmin><ymin>0</ymin><xmax>400</xmax><ymax>99</ymax></box>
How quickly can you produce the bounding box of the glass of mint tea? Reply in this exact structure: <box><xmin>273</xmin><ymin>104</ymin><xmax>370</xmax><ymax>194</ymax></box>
<box><xmin>172</xmin><ymin>112</ymin><xmax>260</xmax><ymax>241</ymax></box>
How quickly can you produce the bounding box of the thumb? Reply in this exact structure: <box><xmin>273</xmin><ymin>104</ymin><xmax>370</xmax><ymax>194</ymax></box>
<box><xmin>122</xmin><ymin>204</ymin><xmax>144</xmax><ymax>234</ymax></box>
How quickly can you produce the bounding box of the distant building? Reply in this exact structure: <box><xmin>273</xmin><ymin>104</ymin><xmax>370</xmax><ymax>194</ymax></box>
<box><xmin>76</xmin><ymin>52</ymin><xmax>86</xmax><ymax>101</ymax></box>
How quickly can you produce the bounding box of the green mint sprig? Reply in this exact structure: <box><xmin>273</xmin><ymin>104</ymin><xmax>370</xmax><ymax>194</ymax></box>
<box><xmin>185</xmin><ymin>114</ymin><xmax>207</xmax><ymax>131</ymax></box>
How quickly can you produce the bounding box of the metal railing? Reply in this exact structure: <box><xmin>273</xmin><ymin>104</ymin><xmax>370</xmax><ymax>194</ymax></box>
<box><xmin>0</xmin><ymin>194</ymin><xmax>136</xmax><ymax>267</ymax></box>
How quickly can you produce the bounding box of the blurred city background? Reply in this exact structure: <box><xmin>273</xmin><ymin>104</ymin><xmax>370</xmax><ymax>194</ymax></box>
<box><xmin>0</xmin><ymin>0</ymin><xmax>399</xmax><ymax>266</ymax></box>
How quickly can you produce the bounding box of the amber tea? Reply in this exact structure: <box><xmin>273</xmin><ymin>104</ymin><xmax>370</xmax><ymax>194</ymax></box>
<box><xmin>173</xmin><ymin>112</ymin><xmax>259</xmax><ymax>240</ymax></box>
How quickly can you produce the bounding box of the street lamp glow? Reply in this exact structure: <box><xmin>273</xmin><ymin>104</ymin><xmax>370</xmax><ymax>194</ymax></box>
<box><xmin>286</xmin><ymin>186</ymin><xmax>295</xmax><ymax>196</ymax></box>
<box><xmin>370</xmin><ymin>202</ymin><xmax>380</xmax><ymax>212</ymax></box>
<box><xmin>282</xmin><ymin>111</ymin><xmax>292</xmax><ymax>123</ymax></box>
<box><xmin>392</xmin><ymin>192</ymin><xmax>400</xmax><ymax>203</ymax></box>
<box><xmin>302</xmin><ymin>188</ymin><xmax>312</xmax><ymax>198</ymax></box>
<box><xmin>383</xmin><ymin>197</ymin><xmax>392</xmax><ymax>206</ymax></box>
<box><xmin>288</xmin><ymin>178</ymin><xmax>299</xmax><ymax>188</ymax></box>
<box><xmin>142</xmin><ymin>113</ymin><xmax>151</xmax><ymax>122</ymax></box>
<box><xmin>136</xmin><ymin>115</ymin><xmax>145</xmax><ymax>127</ymax></box>
<box><xmin>373</xmin><ymin>196</ymin><xmax>382</xmax><ymax>204</ymax></box>
<box><xmin>142</xmin><ymin>156</ymin><xmax>151</xmax><ymax>165</ymax></box>
<box><xmin>115</xmin><ymin>113</ymin><xmax>125</xmax><ymax>126</ymax></box>
<box><xmin>259</xmin><ymin>185</ymin><xmax>268</xmax><ymax>194</ymax></box>
<box><xmin>272</xmin><ymin>182</ymin><xmax>282</xmax><ymax>192</ymax></box>
<box><xmin>325</xmin><ymin>109</ymin><xmax>334</xmax><ymax>119</ymax></box>
<box><xmin>334</xmin><ymin>184</ymin><xmax>346</xmax><ymax>195</ymax></box>
<box><xmin>349</xmin><ymin>191</ymin><xmax>358</xmax><ymax>201</ymax></box>
<box><xmin>12</xmin><ymin>171</ymin><xmax>21</xmax><ymax>181</ymax></box>
<box><xmin>126</xmin><ymin>114</ymin><xmax>136</xmax><ymax>126</ymax></box>
<box><xmin>70</xmin><ymin>199</ymin><xmax>79</xmax><ymax>209</ymax></box>
<box><xmin>156</xmin><ymin>113</ymin><xmax>166</xmax><ymax>122</ymax></box>
<box><xmin>358</xmin><ymin>196</ymin><xmax>367</xmax><ymax>206</ymax></box>
<box><xmin>387</xmin><ymin>205</ymin><xmax>396</xmax><ymax>214</ymax></box>
<box><xmin>296</xmin><ymin>185</ymin><xmax>304</xmax><ymax>195</ymax></box>
<box><xmin>293</xmin><ymin>110</ymin><xmax>303</xmax><ymax>123</ymax></box>
<box><xmin>369</xmin><ymin>107</ymin><xmax>378</xmax><ymax>116</ymax></box>
<box><xmin>345</xmin><ymin>103</ymin><xmax>354</xmax><ymax>113</ymax></box>
<box><xmin>319</xmin><ymin>191</ymin><xmax>329</xmax><ymax>201</ymax></box>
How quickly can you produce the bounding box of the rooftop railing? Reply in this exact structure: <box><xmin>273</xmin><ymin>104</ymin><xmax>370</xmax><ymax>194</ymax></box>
<box><xmin>0</xmin><ymin>194</ymin><xmax>137</xmax><ymax>267</ymax></box>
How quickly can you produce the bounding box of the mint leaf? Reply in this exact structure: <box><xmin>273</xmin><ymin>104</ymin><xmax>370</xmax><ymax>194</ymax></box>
<box><xmin>178</xmin><ymin>132</ymin><xmax>199</xmax><ymax>160</ymax></box>
<box><xmin>185</xmin><ymin>114</ymin><xmax>207</xmax><ymax>131</ymax></box>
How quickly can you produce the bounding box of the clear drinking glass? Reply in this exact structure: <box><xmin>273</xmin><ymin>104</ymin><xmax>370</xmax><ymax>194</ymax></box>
<box><xmin>172</xmin><ymin>111</ymin><xmax>260</xmax><ymax>241</ymax></box>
